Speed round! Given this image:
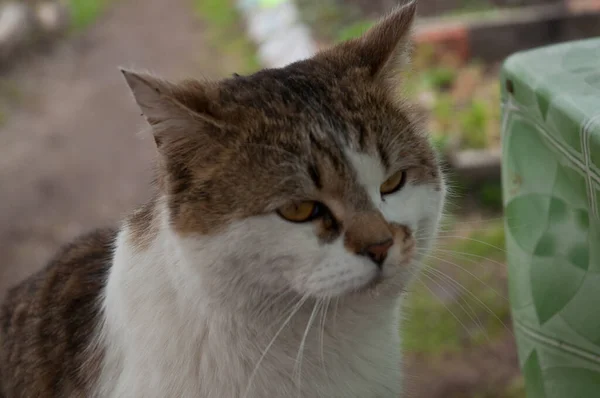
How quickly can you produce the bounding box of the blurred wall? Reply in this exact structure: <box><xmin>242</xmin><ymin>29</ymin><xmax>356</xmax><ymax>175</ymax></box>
<box><xmin>344</xmin><ymin>0</ymin><xmax>562</xmax><ymax>17</ymax></box>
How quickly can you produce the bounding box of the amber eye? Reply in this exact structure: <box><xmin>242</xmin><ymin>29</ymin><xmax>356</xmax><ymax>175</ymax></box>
<box><xmin>277</xmin><ymin>201</ymin><xmax>324</xmax><ymax>223</ymax></box>
<box><xmin>380</xmin><ymin>170</ymin><xmax>407</xmax><ymax>196</ymax></box>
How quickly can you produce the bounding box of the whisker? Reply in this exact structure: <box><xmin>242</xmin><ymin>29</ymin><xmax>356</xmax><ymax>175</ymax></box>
<box><xmin>415</xmin><ymin>274</ymin><xmax>474</xmax><ymax>338</ymax></box>
<box><xmin>420</xmin><ymin>268</ymin><xmax>487</xmax><ymax>335</ymax></box>
<box><xmin>261</xmin><ymin>294</ymin><xmax>308</xmax><ymax>332</ymax></box>
<box><xmin>429</xmin><ymin>248</ymin><xmax>507</xmax><ymax>269</ymax></box>
<box><xmin>420</xmin><ymin>265</ymin><xmax>515</xmax><ymax>368</ymax></box>
<box><xmin>436</xmin><ymin>215</ymin><xmax>534</xmax><ymax>229</ymax></box>
<box><xmin>418</xmin><ymin>252</ymin><xmax>508</xmax><ymax>301</ymax></box>
<box><xmin>421</xmin><ymin>264</ymin><xmax>514</xmax><ymax>338</ymax></box>
<box><xmin>424</xmin><ymin>235</ymin><xmax>506</xmax><ymax>253</ymax></box>
<box><xmin>294</xmin><ymin>300</ymin><xmax>320</xmax><ymax>397</ymax></box>
<box><xmin>437</xmin><ymin>216</ymin><xmax>506</xmax><ymax>226</ymax></box>
<box><xmin>243</xmin><ymin>295</ymin><xmax>309</xmax><ymax>398</ymax></box>
<box><xmin>421</xmin><ymin>266</ymin><xmax>487</xmax><ymax>338</ymax></box>
<box><xmin>254</xmin><ymin>289</ymin><xmax>295</xmax><ymax>320</ymax></box>
<box><xmin>319</xmin><ymin>298</ymin><xmax>330</xmax><ymax>374</ymax></box>
<box><xmin>332</xmin><ymin>297</ymin><xmax>340</xmax><ymax>334</ymax></box>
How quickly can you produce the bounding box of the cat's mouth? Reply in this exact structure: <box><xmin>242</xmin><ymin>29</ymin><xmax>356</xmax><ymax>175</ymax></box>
<box><xmin>351</xmin><ymin>272</ymin><xmax>385</xmax><ymax>295</ymax></box>
<box><xmin>351</xmin><ymin>253</ymin><xmax>416</xmax><ymax>298</ymax></box>
<box><xmin>367</xmin><ymin>274</ymin><xmax>386</xmax><ymax>292</ymax></box>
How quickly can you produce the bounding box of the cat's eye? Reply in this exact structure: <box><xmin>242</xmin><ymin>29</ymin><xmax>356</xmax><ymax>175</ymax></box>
<box><xmin>277</xmin><ymin>201</ymin><xmax>324</xmax><ymax>223</ymax></box>
<box><xmin>380</xmin><ymin>170</ymin><xmax>407</xmax><ymax>196</ymax></box>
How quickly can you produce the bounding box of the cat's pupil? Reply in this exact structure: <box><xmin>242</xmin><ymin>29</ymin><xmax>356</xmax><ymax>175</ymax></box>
<box><xmin>320</xmin><ymin>206</ymin><xmax>339</xmax><ymax>231</ymax></box>
<box><xmin>312</xmin><ymin>202</ymin><xmax>324</xmax><ymax>218</ymax></box>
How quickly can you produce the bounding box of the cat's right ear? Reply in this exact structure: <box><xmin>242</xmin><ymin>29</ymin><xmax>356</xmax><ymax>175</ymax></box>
<box><xmin>315</xmin><ymin>2</ymin><xmax>416</xmax><ymax>99</ymax></box>
<box><xmin>120</xmin><ymin>68</ymin><xmax>222</xmax><ymax>149</ymax></box>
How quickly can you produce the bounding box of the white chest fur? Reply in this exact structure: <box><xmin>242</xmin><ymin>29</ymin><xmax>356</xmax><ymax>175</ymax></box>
<box><xmin>94</xmin><ymin>227</ymin><xmax>405</xmax><ymax>398</ymax></box>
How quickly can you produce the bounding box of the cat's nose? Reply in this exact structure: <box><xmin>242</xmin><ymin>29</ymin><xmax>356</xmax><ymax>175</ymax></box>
<box><xmin>363</xmin><ymin>239</ymin><xmax>393</xmax><ymax>267</ymax></box>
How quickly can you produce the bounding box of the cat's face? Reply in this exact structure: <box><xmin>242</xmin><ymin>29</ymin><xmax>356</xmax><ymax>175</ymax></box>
<box><xmin>123</xmin><ymin>3</ymin><xmax>444</xmax><ymax>299</ymax></box>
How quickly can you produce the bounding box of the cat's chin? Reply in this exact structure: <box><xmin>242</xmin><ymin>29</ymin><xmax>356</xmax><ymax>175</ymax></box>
<box><xmin>310</xmin><ymin>268</ymin><xmax>412</xmax><ymax>301</ymax></box>
<box><xmin>349</xmin><ymin>273</ymin><xmax>389</xmax><ymax>297</ymax></box>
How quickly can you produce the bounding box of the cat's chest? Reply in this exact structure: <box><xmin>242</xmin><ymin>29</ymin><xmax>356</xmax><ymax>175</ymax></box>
<box><xmin>223</xmin><ymin>316</ymin><xmax>402</xmax><ymax>397</ymax></box>
<box><xmin>100</xmin><ymin>312</ymin><xmax>403</xmax><ymax>398</ymax></box>
<box><xmin>252</xmin><ymin>340</ymin><xmax>403</xmax><ymax>398</ymax></box>
<box><xmin>201</xmin><ymin>331</ymin><xmax>403</xmax><ymax>398</ymax></box>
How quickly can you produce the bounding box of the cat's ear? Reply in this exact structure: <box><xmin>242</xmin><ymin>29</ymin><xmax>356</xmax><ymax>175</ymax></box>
<box><xmin>359</xmin><ymin>2</ymin><xmax>416</xmax><ymax>77</ymax></box>
<box><xmin>120</xmin><ymin>68</ymin><xmax>222</xmax><ymax>148</ymax></box>
<box><xmin>322</xmin><ymin>2</ymin><xmax>416</xmax><ymax>81</ymax></box>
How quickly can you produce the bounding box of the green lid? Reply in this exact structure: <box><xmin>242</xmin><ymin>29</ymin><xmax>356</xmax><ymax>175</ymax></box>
<box><xmin>501</xmin><ymin>38</ymin><xmax>600</xmax><ymax>398</ymax></box>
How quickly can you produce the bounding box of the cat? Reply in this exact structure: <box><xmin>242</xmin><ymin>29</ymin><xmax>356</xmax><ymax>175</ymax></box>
<box><xmin>0</xmin><ymin>2</ymin><xmax>445</xmax><ymax>397</ymax></box>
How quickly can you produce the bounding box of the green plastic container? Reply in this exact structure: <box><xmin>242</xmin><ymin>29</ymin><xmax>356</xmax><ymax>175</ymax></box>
<box><xmin>501</xmin><ymin>38</ymin><xmax>600</xmax><ymax>397</ymax></box>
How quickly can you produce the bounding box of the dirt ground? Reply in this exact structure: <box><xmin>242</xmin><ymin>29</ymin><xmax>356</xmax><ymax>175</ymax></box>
<box><xmin>406</xmin><ymin>333</ymin><xmax>521</xmax><ymax>397</ymax></box>
<box><xmin>0</xmin><ymin>0</ymin><xmax>239</xmax><ymax>297</ymax></box>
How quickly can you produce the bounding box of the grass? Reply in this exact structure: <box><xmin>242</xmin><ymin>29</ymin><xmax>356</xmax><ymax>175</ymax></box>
<box><xmin>403</xmin><ymin>219</ymin><xmax>508</xmax><ymax>354</ymax></box>
<box><xmin>403</xmin><ymin>277</ymin><xmax>464</xmax><ymax>353</ymax></box>
<box><xmin>193</xmin><ymin>0</ymin><xmax>260</xmax><ymax>74</ymax></box>
<box><xmin>68</xmin><ymin>0</ymin><xmax>113</xmax><ymax>31</ymax></box>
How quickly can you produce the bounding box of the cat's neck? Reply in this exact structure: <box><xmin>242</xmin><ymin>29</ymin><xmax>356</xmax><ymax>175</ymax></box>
<box><xmin>97</xmin><ymin>201</ymin><xmax>404</xmax><ymax>397</ymax></box>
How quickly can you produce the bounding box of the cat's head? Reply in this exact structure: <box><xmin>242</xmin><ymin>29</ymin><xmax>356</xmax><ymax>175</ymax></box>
<box><xmin>122</xmin><ymin>3</ymin><xmax>445</xmax><ymax>301</ymax></box>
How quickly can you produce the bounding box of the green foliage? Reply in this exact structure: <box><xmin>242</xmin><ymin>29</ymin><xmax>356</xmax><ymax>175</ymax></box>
<box><xmin>195</xmin><ymin>0</ymin><xmax>236</xmax><ymax>26</ymax></box>
<box><xmin>460</xmin><ymin>100</ymin><xmax>490</xmax><ymax>149</ymax></box>
<box><xmin>432</xmin><ymin>93</ymin><xmax>455</xmax><ymax>132</ymax></box>
<box><xmin>478</xmin><ymin>181</ymin><xmax>503</xmax><ymax>210</ymax></box>
<box><xmin>68</xmin><ymin>0</ymin><xmax>111</xmax><ymax>31</ymax></box>
<box><xmin>425</xmin><ymin>67</ymin><xmax>458</xmax><ymax>90</ymax></box>
<box><xmin>193</xmin><ymin>0</ymin><xmax>260</xmax><ymax>73</ymax></box>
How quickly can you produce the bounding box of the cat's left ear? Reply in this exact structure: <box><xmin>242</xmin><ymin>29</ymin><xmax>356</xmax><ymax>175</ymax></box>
<box><xmin>321</xmin><ymin>1</ymin><xmax>416</xmax><ymax>82</ymax></box>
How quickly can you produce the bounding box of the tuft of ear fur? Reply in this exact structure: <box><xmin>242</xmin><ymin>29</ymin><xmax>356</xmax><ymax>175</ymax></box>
<box><xmin>122</xmin><ymin>69</ymin><xmax>182</xmax><ymax>127</ymax></box>
<box><xmin>120</xmin><ymin>68</ymin><xmax>222</xmax><ymax>149</ymax></box>
<box><xmin>361</xmin><ymin>2</ymin><xmax>416</xmax><ymax>78</ymax></box>
<box><xmin>319</xmin><ymin>2</ymin><xmax>416</xmax><ymax>90</ymax></box>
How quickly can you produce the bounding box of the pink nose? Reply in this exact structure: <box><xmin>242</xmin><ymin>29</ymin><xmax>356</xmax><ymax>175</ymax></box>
<box><xmin>363</xmin><ymin>239</ymin><xmax>393</xmax><ymax>267</ymax></box>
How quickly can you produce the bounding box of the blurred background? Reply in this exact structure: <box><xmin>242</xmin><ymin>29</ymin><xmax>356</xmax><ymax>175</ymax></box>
<box><xmin>0</xmin><ymin>1</ymin><xmax>599</xmax><ymax>397</ymax></box>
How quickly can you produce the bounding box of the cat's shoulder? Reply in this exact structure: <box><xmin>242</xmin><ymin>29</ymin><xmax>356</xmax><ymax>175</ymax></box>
<box><xmin>1</xmin><ymin>227</ymin><xmax>117</xmax><ymax>312</ymax></box>
<box><xmin>0</xmin><ymin>227</ymin><xmax>117</xmax><ymax>397</ymax></box>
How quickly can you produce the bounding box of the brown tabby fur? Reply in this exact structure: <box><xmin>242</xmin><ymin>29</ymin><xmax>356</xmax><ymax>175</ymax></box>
<box><xmin>0</xmin><ymin>229</ymin><xmax>114</xmax><ymax>397</ymax></box>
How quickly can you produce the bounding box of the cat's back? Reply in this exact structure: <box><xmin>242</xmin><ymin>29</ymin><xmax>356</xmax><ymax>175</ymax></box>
<box><xmin>0</xmin><ymin>228</ymin><xmax>116</xmax><ymax>398</ymax></box>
